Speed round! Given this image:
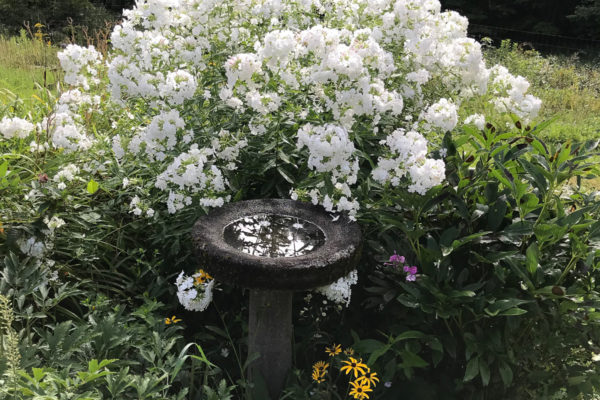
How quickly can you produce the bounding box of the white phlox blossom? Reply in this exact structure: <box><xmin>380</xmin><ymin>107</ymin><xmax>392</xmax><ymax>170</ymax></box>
<box><xmin>489</xmin><ymin>65</ymin><xmax>542</xmax><ymax>122</ymax></box>
<box><xmin>420</xmin><ymin>98</ymin><xmax>459</xmax><ymax>132</ymax></box>
<box><xmin>57</xmin><ymin>44</ymin><xmax>102</xmax><ymax>91</ymax></box>
<box><xmin>44</xmin><ymin>216</ymin><xmax>66</xmax><ymax>231</ymax></box>
<box><xmin>295</xmin><ymin>124</ymin><xmax>360</xmax><ymax>217</ymax></box>
<box><xmin>315</xmin><ymin>269</ymin><xmax>358</xmax><ymax>306</ymax></box>
<box><xmin>132</xmin><ymin>109</ymin><xmax>186</xmax><ymax>160</ymax></box>
<box><xmin>175</xmin><ymin>271</ymin><xmax>215</xmax><ymax>312</ymax></box>
<box><xmin>48</xmin><ymin>89</ymin><xmax>99</xmax><ymax>152</ymax></box>
<box><xmin>53</xmin><ymin>164</ymin><xmax>80</xmax><ymax>190</ymax></box>
<box><xmin>372</xmin><ymin>128</ymin><xmax>445</xmax><ymax>193</ymax></box>
<box><xmin>464</xmin><ymin>113</ymin><xmax>486</xmax><ymax>130</ymax></box>
<box><xmin>155</xmin><ymin>145</ymin><xmax>230</xmax><ymax>213</ymax></box>
<box><xmin>0</xmin><ymin>117</ymin><xmax>34</xmax><ymax>139</ymax></box>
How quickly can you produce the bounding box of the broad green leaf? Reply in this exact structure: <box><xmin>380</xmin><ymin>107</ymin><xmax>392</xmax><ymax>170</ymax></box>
<box><xmin>479</xmin><ymin>360</ymin><xmax>490</xmax><ymax>386</ymax></box>
<box><xmin>87</xmin><ymin>179</ymin><xmax>99</xmax><ymax>194</ymax></box>
<box><xmin>400</xmin><ymin>350</ymin><xmax>429</xmax><ymax>368</ymax></box>
<box><xmin>464</xmin><ymin>357</ymin><xmax>479</xmax><ymax>382</ymax></box>
<box><xmin>498</xmin><ymin>362</ymin><xmax>513</xmax><ymax>386</ymax></box>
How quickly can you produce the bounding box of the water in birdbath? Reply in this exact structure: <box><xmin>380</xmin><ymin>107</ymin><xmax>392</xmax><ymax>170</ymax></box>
<box><xmin>223</xmin><ymin>214</ymin><xmax>326</xmax><ymax>258</ymax></box>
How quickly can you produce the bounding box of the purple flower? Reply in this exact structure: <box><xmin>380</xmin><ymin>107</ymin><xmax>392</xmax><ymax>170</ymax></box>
<box><xmin>405</xmin><ymin>274</ymin><xmax>417</xmax><ymax>282</ymax></box>
<box><xmin>403</xmin><ymin>265</ymin><xmax>417</xmax><ymax>275</ymax></box>
<box><xmin>384</xmin><ymin>251</ymin><xmax>405</xmax><ymax>266</ymax></box>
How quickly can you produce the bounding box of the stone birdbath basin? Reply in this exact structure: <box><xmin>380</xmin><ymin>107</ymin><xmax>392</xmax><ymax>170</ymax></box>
<box><xmin>192</xmin><ymin>199</ymin><xmax>361</xmax><ymax>398</ymax></box>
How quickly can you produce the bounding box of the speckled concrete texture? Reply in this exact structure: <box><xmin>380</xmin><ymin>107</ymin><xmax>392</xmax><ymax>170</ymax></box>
<box><xmin>191</xmin><ymin>199</ymin><xmax>362</xmax><ymax>290</ymax></box>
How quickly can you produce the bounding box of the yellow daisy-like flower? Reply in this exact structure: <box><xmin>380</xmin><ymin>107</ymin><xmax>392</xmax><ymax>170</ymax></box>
<box><xmin>340</xmin><ymin>357</ymin><xmax>368</xmax><ymax>378</ymax></box>
<box><xmin>311</xmin><ymin>368</ymin><xmax>326</xmax><ymax>383</ymax></box>
<box><xmin>313</xmin><ymin>360</ymin><xmax>329</xmax><ymax>372</ymax></box>
<box><xmin>194</xmin><ymin>269</ymin><xmax>213</xmax><ymax>285</ymax></box>
<box><xmin>165</xmin><ymin>315</ymin><xmax>182</xmax><ymax>325</ymax></box>
<box><xmin>356</xmin><ymin>368</ymin><xmax>379</xmax><ymax>388</ymax></box>
<box><xmin>325</xmin><ymin>343</ymin><xmax>342</xmax><ymax>357</ymax></box>
<box><xmin>349</xmin><ymin>380</ymin><xmax>372</xmax><ymax>399</ymax></box>
<box><xmin>344</xmin><ymin>347</ymin><xmax>355</xmax><ymax>355</ymax></box>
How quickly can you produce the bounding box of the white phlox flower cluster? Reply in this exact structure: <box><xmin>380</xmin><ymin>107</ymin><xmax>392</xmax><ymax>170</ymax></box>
<box><xmin>175</xmin><ymin>271</ymin><xmax>215</xmax><ymax>312</ymax></box>
<box><xmin>464</xmin><ymin>113</ymin><xmax>486</xmax><ymax>130</ymax></box>
<box><xmin>44</xmin><ymin>216</ymin><xmax>66</xmax><ymax>232</ymax></box>
<box><xmin>294</xmin><ymin>123</ymin><xmax>360</xmax><ymax>217</ymax></box>
<box><xmin>129</xmin><ymin>109</ymin><xmax>187</xmax><ymax>161</ymax></box>
<box><xmin>315</xmin><ymin>269</ymin><xmax>358</xmax><ymax>307</ymax></box>
<box><xmin>154</xmin><ymin>145</ymin><xmax>230</xmax><ymax>213</ymax></box>
<box><xmin>47</xmin><ymin>88</ymin><xmax>100</xmax><ymax>152</ymax></box>
<box><xmin>0</xmin><ymin>117</ymin><xmax>34</xmax><ymax>139</ymax></box>
<box><xmin>489</xmin><ymin>65</ymin><xmax>542</xmax><ymax>122</ymax></box>
<box><xmin>92</xmin><ymin>0</ymin><xmax>542</xmax><ymax>220</ymax></box>
<box><xmin>57</xmin><ymin>45</ymin><xmax>102</xmax><ymax>91</ymax></box>
<box><xmin>420</xmin><ymin>98</ymin><xmax>459</xmax><ymax>132</ymax></box>
<box><xmin>372</xmin><ymin>128</ymin><xmax>445</xmax><ymax>194</ymax></box>
<box><xmin>53</xmin><ymin>164</ymin><xmax>80</xmax><ymax>190</ymax></box>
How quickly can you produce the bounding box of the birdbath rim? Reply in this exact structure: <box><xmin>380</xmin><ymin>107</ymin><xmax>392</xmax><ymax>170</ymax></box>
<box><xmin>191</xmin><ymin>198</ymin><xmax>362</xmax><ymax>291</ymax></box>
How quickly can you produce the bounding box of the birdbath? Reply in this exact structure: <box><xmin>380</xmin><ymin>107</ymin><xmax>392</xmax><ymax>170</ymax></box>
<box><xmin>191</xmin><ymin>199</ymin><xmax>361</xmax><ymax>398</ymax></box>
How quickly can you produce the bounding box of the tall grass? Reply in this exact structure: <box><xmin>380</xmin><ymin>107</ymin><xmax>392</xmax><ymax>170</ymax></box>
<box><xmin>0</xmin><ymin>29</ymin><xmax>60</xmax><ymax>103</ymax></box>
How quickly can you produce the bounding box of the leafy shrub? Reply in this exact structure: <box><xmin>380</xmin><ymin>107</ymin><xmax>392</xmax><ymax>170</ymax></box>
<box><xmin>361</xmin><ymin>121</ymin><xmax>600</xmax><ymax>398</ymax></box>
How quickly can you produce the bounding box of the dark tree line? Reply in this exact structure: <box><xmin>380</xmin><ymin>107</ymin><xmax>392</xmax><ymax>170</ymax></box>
<box><xmin>442</xmin><ymin>0</ymin><xmax>599</xmax><ymax>49</ymax></box>
<box><xmin>0</xmin><ymin>0</ymin><xmax>598</xmax><ymax>50</ymax></box>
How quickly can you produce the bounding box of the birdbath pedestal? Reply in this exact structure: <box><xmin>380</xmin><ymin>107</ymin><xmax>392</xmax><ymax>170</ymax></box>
<box><xmin>192</xmin><ymin>199</ymin><xmax>361</xmax><ymax>399</ymax></box>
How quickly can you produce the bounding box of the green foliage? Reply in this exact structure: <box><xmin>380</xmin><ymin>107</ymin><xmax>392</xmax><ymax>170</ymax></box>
<box><xmin>361</xmin><ymin>121</ymin><xmax>600</xmax><ymax>398</ymax></box>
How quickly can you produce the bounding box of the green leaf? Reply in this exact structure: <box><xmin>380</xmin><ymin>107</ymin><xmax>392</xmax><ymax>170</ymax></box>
<box><xmin>498</xmin><ymin>362</ymin><xmax>513</xmax><ymax>386</ymax></box>
<box><xmin>276</xmin><ymin>166</ymin><xmax>294</xmax><ymax>184</ymax></box>
<box><xmin>487</xmin><ymin>198</ymin><xmax>507</xmax><ymax>231</ymax></box>
<box><xmin>485</xmin><ymin>298</ymin><xmax>530</xmax><ymax>316</ymax></box>
<box><xmin>392</xmin><ymin>330</ymin><xmax>425</xmax><ymax>342</ymax></box>
<box><xmin>0</xmin><ymin>161</ymin><xmax>7</xmax><ymax>178</ymax></box>
<box><xmin>87</xmin><ymin>179</ymin><xmax>99</xmax><ymax>194</ymax></box>
<box><xmin>399</xmin><ymin>350</ymin><xmax>428</xmax><ymax>368</ymax></box>
<box><xmin>499</xmin><ymin>307</ymin><xmax>528</xmax><ymax>316</ymax></box>
<box><xmin>526</xmin><ymin>242</ymin><xmax>539</xmax><ymax>276</ymax></box>
<box><xmin>464</xmin><ymin>357</ymin><xmax>479</xmax><ymax>382</ymax></box>
<box><xmin>479</xmin><ymin>360</ymin><xmax>490</xmax><ymax>386</ymax></box>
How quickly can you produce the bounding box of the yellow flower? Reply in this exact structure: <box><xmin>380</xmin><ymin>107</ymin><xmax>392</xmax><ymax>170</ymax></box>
<box><xmin>34</xmin><ymin>22</ymin><xmax>44</xmax><ymax>28</ymax></box>
<box><xmin>356</xmin><ymin>368</ymin><xmax>379</xmax><ymax>388</ymax></box>
<box><xmin>344</xmin><ymin>347</ymin><xmax>355</xmax><ymax>355</ymax></box>
<box><xmin>165</xmin><ymin>315</ymin><xmax>182</xmax><ymax>325</ymax></box>
<box><xmin>313</xmin><ymin>360</ymin><xmax>329</xmax><ymax>372</ymax></box>
<box><xmin>349</xmin><ymin>380</ymin><xmax>372</xmax><ymax>399</ymax></box>
<box><xmin>325</xmin><ymin>343</ymin><xmax>341</xmax><ymax>357</ymax></box>
<box><xmin>311</xmin><ymin>368</ymin><xmax>326</xmax><ymax>383</ymax></box>
<box><xmin>340</xmin><ymin>357</ymin><xmax>368</xmax><ymax>378</ymax></box>
<box><xmin>194</xmin><ymin>269</ymin><xmax>213</xmax><ymax>285</ymax></box>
